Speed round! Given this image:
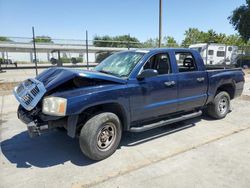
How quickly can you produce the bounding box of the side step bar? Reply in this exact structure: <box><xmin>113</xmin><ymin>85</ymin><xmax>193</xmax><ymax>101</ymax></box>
<box><xmin>129</xmin><ymin>110</ymin><xmax>202</xmax><ymax>132</ymax></box>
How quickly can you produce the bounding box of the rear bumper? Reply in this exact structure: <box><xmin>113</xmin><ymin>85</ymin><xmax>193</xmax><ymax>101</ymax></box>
<box><xmin>234</xmin><ymin>81</ymin><xmax>245</xmax><ymax>98</ymax></box>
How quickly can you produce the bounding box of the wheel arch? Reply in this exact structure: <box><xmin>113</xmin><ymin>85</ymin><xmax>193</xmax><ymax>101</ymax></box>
<box><xmin>77</xmin><ymin>102</ymin><xmax>130</xmax><ymax>131</ymax></box>
<box><xmin>215</xmin><ymin>82</ymin><xmax>236</xmax><ymax>100</ymax></box>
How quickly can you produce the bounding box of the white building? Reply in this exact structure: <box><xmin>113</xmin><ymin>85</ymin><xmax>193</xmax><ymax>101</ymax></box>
<box><xmin>0</xmin><ymin>42</ymin><xmax>127</xmax><ymax>64</ymax></box>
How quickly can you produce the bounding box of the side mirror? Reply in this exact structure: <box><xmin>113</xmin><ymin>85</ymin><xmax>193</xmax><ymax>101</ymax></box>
<box><xmin>137</xmin><ymin>69</ymin><xmax>158</xmax><ymax>80</ymax></box>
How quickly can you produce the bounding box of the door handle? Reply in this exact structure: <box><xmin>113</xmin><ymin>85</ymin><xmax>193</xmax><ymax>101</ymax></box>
<box><xmin>164</xmin><ymin>81</ymin><xmax>175</xmax><ymax>87</ymax></box>
<box><xmin>197</xmin><ymin>77</ymin><xmax>205</xmax><ymax>82</ymax></box>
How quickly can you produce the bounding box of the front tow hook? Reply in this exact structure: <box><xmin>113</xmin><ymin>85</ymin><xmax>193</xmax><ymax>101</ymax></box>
<box><xmin>27</xmin><ymin>122</ymin><xmax>48</xmax><ymax>138</ymax></box>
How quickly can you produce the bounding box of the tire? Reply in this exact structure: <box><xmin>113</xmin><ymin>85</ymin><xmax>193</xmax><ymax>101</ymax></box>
<box><xmin>206</xmin><ymin>91</ymin><xmax>230</xmax><ymax>119</ymax></box>
<box><xmin>79</xmin><ymin>112</ymin><xmax>122</xmax><ymax>161</ymax></box>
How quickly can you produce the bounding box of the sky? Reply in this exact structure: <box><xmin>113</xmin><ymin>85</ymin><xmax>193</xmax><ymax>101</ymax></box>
<box><xmin>0</xmin><ymin>0</ymin><xmax>246</xmax><ymax>43</ymax></box>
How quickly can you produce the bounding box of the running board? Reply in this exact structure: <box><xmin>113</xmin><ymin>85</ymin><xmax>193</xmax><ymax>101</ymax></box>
<box><xmin>129</xmin><ymin>110</ymin><xmax>202</xmax><ymax>132</ymax></box>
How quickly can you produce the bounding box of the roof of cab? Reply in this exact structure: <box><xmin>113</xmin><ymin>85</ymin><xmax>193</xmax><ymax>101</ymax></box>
<box><xmin>133</xmin><ymin>48</ymin><xmax>198</xmax><ymax>54</ymax></box>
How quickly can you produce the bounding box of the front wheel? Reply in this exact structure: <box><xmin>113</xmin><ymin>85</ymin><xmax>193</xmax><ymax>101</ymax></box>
<box><xmin>79</xmin><ymin>112</ymin><xmax>122</xmax><ymax>161</ymax></box>
<box><xmin>206</xmin><ymin>91</ymin><xmax>230</xmax><ymax>119</ymax></box>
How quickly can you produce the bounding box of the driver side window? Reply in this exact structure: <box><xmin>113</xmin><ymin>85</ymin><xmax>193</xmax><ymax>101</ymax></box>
<box><xmin>143</xmin><ymin>53</ymin><xmax>171</xmax><ymax>75</ymax></box>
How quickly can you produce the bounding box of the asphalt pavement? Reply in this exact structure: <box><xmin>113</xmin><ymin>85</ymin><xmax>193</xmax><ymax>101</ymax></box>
<box><xmin>0</xmin><ymin>72</ymin><xmax>250</xmax><ymax>188</ymax></box>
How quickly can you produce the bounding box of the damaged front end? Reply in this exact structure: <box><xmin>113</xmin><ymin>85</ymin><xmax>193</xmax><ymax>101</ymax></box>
<box><xmin>17</xmin><ymin>104</ymin><xmax>64</xmax><ymax>137</ymax></box>
<box><xmin>13</xmin><ymin>67</ymin><xmax>125</xmax><ymax>138</ymax></box>
<box><xmin>13</xmin><ymin>78</ymin><xmax>54</xmax><ymax>137</ymax></box>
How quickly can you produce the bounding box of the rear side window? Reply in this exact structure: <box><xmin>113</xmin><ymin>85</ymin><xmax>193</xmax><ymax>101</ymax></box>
<box><xmin>217</xmin><ymin>51</ymin><xmax>225</xmax><ymax>57</ymax></box>
<box><xmin>175</xmin><ymin>52</ymin><xmax>197</xmax><ymax>72</ymax></box>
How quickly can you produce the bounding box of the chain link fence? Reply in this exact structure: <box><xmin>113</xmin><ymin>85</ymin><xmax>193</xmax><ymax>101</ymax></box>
<box><xmin>0</xmin><ymin>37</ymin><xmax>144</xmax><ymax>72</ymax></box>
<box><xmin>0</xmin><ymin>37</ymin><xmax>250</xmax><ymax>72</ymax></box>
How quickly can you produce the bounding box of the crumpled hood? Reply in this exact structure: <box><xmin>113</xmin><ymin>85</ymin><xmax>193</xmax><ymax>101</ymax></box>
<box><xmin>36</xmin><ymin>67</ymin><xmax>127</xmax><ymax>91</ymax></box>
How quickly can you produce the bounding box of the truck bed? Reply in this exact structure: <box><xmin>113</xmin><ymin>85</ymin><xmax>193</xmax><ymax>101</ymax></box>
<box><xmin>205</xmin><ymin>64</ymin><xmax>237</xmax><ymax>70</ymax></box>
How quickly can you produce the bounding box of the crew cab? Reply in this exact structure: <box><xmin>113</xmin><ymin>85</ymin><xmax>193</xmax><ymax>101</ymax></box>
<box><xmin>13</xmin><ymin>48</ymin><xmax>245</xmax><ymax>160</ymax></box>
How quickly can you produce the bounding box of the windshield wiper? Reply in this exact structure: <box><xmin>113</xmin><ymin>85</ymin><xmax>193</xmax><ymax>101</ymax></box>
<box><xmin>98</xmin><ymin>70</ymin><xmax>119</xmax><ymax>77</ymax></box>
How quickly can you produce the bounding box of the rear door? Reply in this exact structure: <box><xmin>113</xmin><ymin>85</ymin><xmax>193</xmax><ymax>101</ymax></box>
<box><xmin>174</xmin><ymin>51</ymin><xmax>207</xmax><ymax>111</ymax></box>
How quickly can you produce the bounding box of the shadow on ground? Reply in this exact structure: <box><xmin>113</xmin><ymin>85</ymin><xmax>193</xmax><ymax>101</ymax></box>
<box><xmin>1</xmin><ymin>117</ymin><xmax>202</xmax><ymax>168</ymax></box>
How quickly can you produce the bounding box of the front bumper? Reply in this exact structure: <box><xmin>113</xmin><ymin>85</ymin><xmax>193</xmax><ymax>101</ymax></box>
<box><xmin>17</xmin><ymin>106</ymin><xmax>48</xmax><ymax>137</ymax></box>
<box><xmin>26</xmin><ymin>122</ymin><xmax>48</xmax><ymax>138</ymax></box>
<box><xmin>17</xmin><ymin>105</ymin><xmax>62</xmax><ymax>138</ymax></box>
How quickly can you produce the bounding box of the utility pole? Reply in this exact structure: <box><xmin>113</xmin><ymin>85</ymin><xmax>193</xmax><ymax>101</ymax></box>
<box><xmin>127</xmin><ymin>33</ymin><xmax>130</xmax><ymax>50</ymax></box>
<box><xmin>158</xmin><ymin>0</ymin><xmax>162</xmax><ymax>48</ymax></box>
<box><xmin>32</xmin><ymin>26</ymin><xmax>38</xmax><ymax>76</ymax></box>
<box><xmin>85</xmin><ymin>30</ymin><xmax>89</xmax><ymax>70</ymax></box>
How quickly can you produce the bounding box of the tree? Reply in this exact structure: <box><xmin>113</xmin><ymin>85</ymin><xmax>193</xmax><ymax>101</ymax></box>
<box><xmin>204</xmin><ymin>29</ymin><xmax>219</xmax><ymax>43</ymax></box>
<box><xmin>143</xmin><ymin>38</ymin><xmax>158</xmax><ymax>48</ymax></box>
<box><xmin>114</xmin><ymin>35</ymin><xmax>141</xmax><ymax>48</ymax></box>
<box><xmin>33</xmin><ymin>36</ymin><xmax>53</xmax><ymax>43</ymax></box>
<box><xmin>228</xmin><ymin>0</ymin><xmax>250</xmax><ymax>41</ymax></box>
<box><xmin>93</xmin><ymin>35</ymin><xmax>141</xmax><ymax>48</ymax></box>
<box><xmin>163</xmin><ymin>36</ymin><xmax>179</xmax><ymax>47</ymax></box>
<box><xmin>0</xmin><ymin>36</ymin><xmax>11</xmax><ymax>42</ymax></box>
<box><xmin>181</xmin><ymin>28</ymin><xmax>248</xmax><ymax>47</ymax></box>
<box><xmin>93</xmin><ymin>35</ymin><xmax>114</xmax><ymax>47</ymax></box>
<box><xmin>93</xmin><ymin>35</ymin><xmax>141</xmax><ymax>63</ymax></box>
<box><xmin>181</xmin><ymin>28</ymin><xmax>206</xmax><ymax>47</ymax></box>
<box><xmin>222</xmin><ymin>34</ymin><xmax>245</xmax><ymax>46</ymax></box>
<box><xmin>143</xmin><ymin>36</ymin><xmax>179</xmax><ymax>48</ymax></box>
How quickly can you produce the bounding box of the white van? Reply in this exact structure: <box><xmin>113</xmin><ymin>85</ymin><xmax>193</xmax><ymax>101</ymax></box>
<box><xmin>189</xmin><ymin>43</ymin><xmax>238</xmax><ymax>65</ymax></box>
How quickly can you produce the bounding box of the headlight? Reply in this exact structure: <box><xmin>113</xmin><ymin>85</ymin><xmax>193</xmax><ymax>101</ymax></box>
<box><xmin>42</xmin><ymin>97</ymin><xmax>67</xmax><ymax>116</ymax></box>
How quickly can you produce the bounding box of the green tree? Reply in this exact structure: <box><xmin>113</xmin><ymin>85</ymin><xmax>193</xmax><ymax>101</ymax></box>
<box><xmin>93</xmin><ymin>35</ymin><xmax>141</xmax><ymax>48</ymax></box>
<box><xmin>228</xmin><ymin>0</ymin><xmax>250</xmax><ymax>41</ymax></box>
<box><xmin>181</xmin><ymin>28</ymin><xmax>206</xmax><ymax>47</ymax></box>
<box><xmin>93</xmin><ymin>35</ymin><xmax>141</xmax><ymax>63</ymax></box>
<box><xmin>93</xmin><ymin>35</ymin><xmax>114</xmax><ymax>47</ymax></box>
<box><xmin>33</xmin><ymin>36</ymin><xmax>53</xmax><ymax>43</ymax></box>
<box><xmin>0</xmin><ymin>36</ymin><xmax>11</xmax><ymax>42</ymax></box>
<box><xmin>204</xmin><ymin>29</ymin><xmax>218</xmax><ymax>43</ymax></box>
<box><xmin>162</xmin><ymin>36</ymin><xmax>179</xmax><ymax>47</ymax></box>
<box><xmin>143</xmin><ymin>38</ymin><xmax>158</xmax><ymax>48</ymax></box>
<box><xmin>222</xmin><ymin>34</ymin><xmax>245</xmax><ymax>46</ymax></box>
<box><xmin>114</xmin><ymin>35</ymin><xmax>141</xmax><ymax>48</ymax></box>
<box><xmin>143</xmin><ymin>36</ymin><xmax>179</xmax><ymax>48</ymax></box>
<box><xmin>181</xmin><ymin>28</ymin><xmax>249</xmax><ymax>46</ymax></box>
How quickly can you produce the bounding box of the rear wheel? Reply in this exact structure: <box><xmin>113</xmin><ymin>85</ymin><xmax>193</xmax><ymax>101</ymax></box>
<box><xmin>79</xmin><ymin>112</ymin><xmax>122</xmax><ymax>161</ymax></box>
<box><xmin>206</xmin><ymin>91</ymin><xmax>230</xmax><ymax>119</ymax></box>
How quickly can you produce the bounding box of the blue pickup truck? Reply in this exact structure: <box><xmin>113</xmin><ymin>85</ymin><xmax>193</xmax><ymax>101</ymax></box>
<box><xmin>14</xmin><ymin>48</ymin><xmax>245</xmax><ymax>160</ymax></box>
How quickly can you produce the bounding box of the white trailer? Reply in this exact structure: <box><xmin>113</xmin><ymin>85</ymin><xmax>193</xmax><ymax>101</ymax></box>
<box><xmin>189</xmin><ymin>43</ymin><xmax>239</xmax><ymax>65</ymax></box>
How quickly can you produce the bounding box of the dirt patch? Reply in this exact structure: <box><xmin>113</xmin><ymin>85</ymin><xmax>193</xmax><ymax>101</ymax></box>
<box><xmin>243</xmin><ymin>69</ymin><xmax>250</xmax><ymax>74</ymax></box>
<box><xmin>239</xmin><ymin>95</ymin><xmax>250</xmax><ymax>101</ymax></box>
<box><xmin>0</xmin><ymin>82</ymin><xmax>19</xmax><ymax>92</ymax></box>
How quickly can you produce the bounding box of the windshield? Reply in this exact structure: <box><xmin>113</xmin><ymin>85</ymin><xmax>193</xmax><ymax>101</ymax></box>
<box><xmin>95</xmin><ymin>51</ymin><xmax>145</xmax><ymax>78</ymax></box>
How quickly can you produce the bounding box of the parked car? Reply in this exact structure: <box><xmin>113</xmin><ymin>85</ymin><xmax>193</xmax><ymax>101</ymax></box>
<box><xmin>235</xmin><ymin>54</ymin><xmax>250</xmax><ymax>68</ymax></box>
<box><xmin>0</xmin><ymin>58</ymin><xmax>17</xmax><ymax>67</ymax></box>
<box><xmin>13</xmin><ymin>48</ymin><xmax>245</xmax><ymax>160</ymax></box>
<box><xmin>0</xmin><ymin>58</ymin><xmax>13</xmax><ymax>64</ymax></box>
<box><xmin>50</xmin><ymin>57</ymin><xmax>58</xmax><ymax>65</ymax></box>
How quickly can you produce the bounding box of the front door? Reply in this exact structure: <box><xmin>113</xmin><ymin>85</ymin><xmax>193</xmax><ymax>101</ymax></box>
<box><xmin>129</xmin><ymin>53</ymin><xmax>178</xmax><ymax>123</ymax></box>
